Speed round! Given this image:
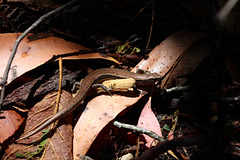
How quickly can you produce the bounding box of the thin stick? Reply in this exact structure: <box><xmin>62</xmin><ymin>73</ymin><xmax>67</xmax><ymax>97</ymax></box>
<box><xmin>113</xmin><ymin>121</ymin><xmax>164</xmax><ymax>142</ymax></box>
<box><xmin>0</xmin><ymin>0</ymin><xmax>81</xmax><ymax>111</ymax></box>
<box><xmin>55</xmin><ymin>57</ymin><xmax>63</xmax><ymax>112</ymax></box>
<box><xmin>145</xmin><ymin>0</ymin><xmax>155</xmax><ymax>53</ymax></box>
<box><xmin>165</xmin><ymin>86</ymin><xmax>189</xmax><ymax>93</ymax></box>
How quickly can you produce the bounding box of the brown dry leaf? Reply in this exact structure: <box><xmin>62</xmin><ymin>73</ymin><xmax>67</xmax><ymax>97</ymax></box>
<box><xmin>137</xmin><ymin>97</ymin><xmax>162</xmax><ymax>148</ymax></box>
<box><xmin>73</xmin><ymin>94</ymin><xmax>143</xmax><ymax>159</ymax></box>
<box><xmin>161</xmin><ymin>38</ymin><xmax>213</xmax><ymax>89</ymax></box>
<box><xmin>4</xmin><ymin>90</ymin><xmax>73</xmax><ymax>160</ymax></box>
<box><xmin>132</xmin><ymin>31</ymin><xmax>208</xmax><ymax>80</ymax></box>
<box><xmin>0</xmin><ymin>33</ymin><xmax>118</xmax><ymax>84</ymax></box>
<box><xmin>41</xmin><ymin>91</ymin><xmax>73</xmax><ymax>160</ymax></box>
<box><xmin>0</xmin><ymin>110</ymin><xmax>24</xmax><ymax>143</ymax></box>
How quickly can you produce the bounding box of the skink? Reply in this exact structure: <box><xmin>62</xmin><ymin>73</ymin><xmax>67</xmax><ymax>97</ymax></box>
<box><xmin>17</xmin><ymin>68</ymin><xmax>162</xmax><ymax>141</ymax></box>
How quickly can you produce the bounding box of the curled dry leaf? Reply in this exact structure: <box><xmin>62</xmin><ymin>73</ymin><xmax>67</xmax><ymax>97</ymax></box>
<box><xmin>132</xmin><ymin>30</ymin><xmax>209</xmax><ymax>88</ymax></box>
<box><xmin>0</xmin><ymin>110</ymin><xmax>24</xmax><ymax>144</ymax></box>
<box><xmin>4</xmin><ymin>90</ymin><xmax>73</xmax><ymax>160</ymax></box>
<box><xmin>161</xmin><ymin>38</ymin><xmax>213</xmax><ymax>89</ymax></box>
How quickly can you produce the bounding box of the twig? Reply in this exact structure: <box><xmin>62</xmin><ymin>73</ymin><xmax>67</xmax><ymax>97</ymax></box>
<box><xmin>165</xmin><ymin>86</ymin><xmax>189</xmax><ymax>93</ymax></box>
<box><xmin>135</xmin><ymin>134</ymin><xmax>210</xmax><ymax>160</ymax></box>
<box><xmin>0</xmin><ymin>0</ymin><xmax>81</xmax><ymax>111</ymax></box>
<box><xmin>130</xmin><ymin>1</ymin><xmax>153</xmax><ymax>22</ymax></box>
<box><xmin>113</xmin><ymin>121</ymin><xmax>164</xmax><ymax>142</ymax></box>
<box><xmin>145</xmin><ymin>0</ymin><xmax>155</xmax><ymax>53</ymax></box>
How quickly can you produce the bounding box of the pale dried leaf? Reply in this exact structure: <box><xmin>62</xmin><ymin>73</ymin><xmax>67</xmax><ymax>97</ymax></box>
<box><xmin>73</xmin><ymin>94</ymin><xmax>143</xmax><ymax>159</ymax></box>
<box><xmin>132</xmin><ymin>31</ymin><xmax>207</xmax><ymax>78</ymax></box>
<box><xmin>0</xmin><ymin>33</ymin><xmax>118</xmax><ymax>84</ymax></box>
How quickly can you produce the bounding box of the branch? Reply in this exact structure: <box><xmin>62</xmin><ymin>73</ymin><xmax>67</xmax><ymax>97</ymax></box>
<box><xmin>113</xmin><ymin>121</ymin><xmax>164</xmax><ymax>142</ymax></box>
<box><xmin>135</xmin><ymin>134</ymin><xmax>210</xmax><ymax>160</ymax></box>
<box><xmin>0</xmin><ymin>0</ymin><xmax>81</xmax><ymax>111</ymax></box>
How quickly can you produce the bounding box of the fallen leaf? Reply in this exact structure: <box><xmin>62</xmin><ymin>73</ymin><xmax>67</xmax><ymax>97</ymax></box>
<box><xmin>161</xmin><ymin>37</ymin><xmax>213</xmax><ymax>89</ymax></box>
<box><xmin>0</xmin><ymin>33</ymin><xmax>118</xmax><ymax>84</ymax></box>
<box><xmin>132</xmin><ymin>31</ymin><xmax>208</xmax><ymax>79</ymax></box>
<box><xmin>4</xmin><ymin>91</ymin><xmax>73</xmax><ymax>159</ymax></box>
<box><xmin>41</xmin><ymin>90</ymin><xmax>73</xmax><ymax>160</ymax></box>
<box><xmin>0</xmin><ymin>110</ymin><xmax>24</xmax><ymax>143</ymax></box>
<box><xmin>137</xmin><ymin>97</ymin><xmax>162</xmax><ymax>148</ymax></box>
<box><xmin>73</xmin><ymin>94</ymin><xmax>143</xmax><ymax>159</ymax></box>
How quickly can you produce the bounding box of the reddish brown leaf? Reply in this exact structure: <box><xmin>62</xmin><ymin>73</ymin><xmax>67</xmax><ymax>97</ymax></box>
<box><xmin>0</xmin><ymin>110</ymin><xmax>24</xmax><ymax>143</ymax></box>
<box><xmin>137</xmin><ymin>97</ymin><xmax>162</xmax><ymax>148</ymax></box>
<box><xmin>4</xmin><ymin>91</ymin><xmax>73</xmax><ymax>159</ymax></box>
<box><xmin>41</xmin><ymin>91</ymin><xmax>73</xmax><ymax>160</ymax></box>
